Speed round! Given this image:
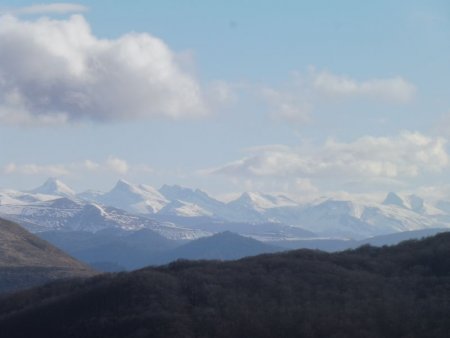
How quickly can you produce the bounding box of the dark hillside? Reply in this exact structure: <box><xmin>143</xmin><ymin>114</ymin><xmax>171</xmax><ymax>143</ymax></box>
<box><xmin>0</xmin><ymin>218</ymin><xmax>96</xmax><ymax>293</ymax></box>
<box><xmin>2</xmin><ymin>233</ymin><xmax>450</xmax><ymax>337</ymax></box>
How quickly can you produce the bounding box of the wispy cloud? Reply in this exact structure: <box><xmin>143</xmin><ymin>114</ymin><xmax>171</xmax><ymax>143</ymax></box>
<box><xmin>2</xmin><ymin>162</ymin><xmax>70</xmax><ymax>176</ymax></box>
<box><xmin>1</xmin><ymin>156</ymin><xmax>153</xmax><ymax>178</ymax></box>
<box><xmin>258</xmin><ymin>68</ymin><xmax>417</xmax><ymax>124</ymax></box>
<box><xmin>311</xmin><ymin>69</ymin><xmax>416</xmax><ymax>103</ymax></box>
<box><xmin>204</xmin><ymin>132</ymin><xmax>448</xmax><ymax>193</ymax></box>
<box><xmin>262</xmin><ymin>87</ymin><xmax>311</xmax><ymax>124</ymax></box>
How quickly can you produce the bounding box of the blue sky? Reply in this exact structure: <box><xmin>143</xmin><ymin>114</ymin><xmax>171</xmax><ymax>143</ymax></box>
<box><xmin>0</xmin><ymin>1</ymin><xmax>449</xmax><ymax>201</ymax></box>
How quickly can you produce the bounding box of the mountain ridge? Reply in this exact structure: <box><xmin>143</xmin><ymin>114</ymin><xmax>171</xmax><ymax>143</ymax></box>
<box><xmin>2</xmin><ymin>178</ymin><xmax>450</xmax><ymax>240</ymax></box>
<box><xmin>0</xmin><ymin>217</ymin><xmax>96</xmax><ymax>293</ymax></box>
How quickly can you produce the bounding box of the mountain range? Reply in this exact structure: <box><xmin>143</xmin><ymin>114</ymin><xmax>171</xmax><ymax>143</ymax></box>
<box><xmin>1</xmin><ymin>178</ymin><xmax>450</xmax><ymax>241</ymax></box>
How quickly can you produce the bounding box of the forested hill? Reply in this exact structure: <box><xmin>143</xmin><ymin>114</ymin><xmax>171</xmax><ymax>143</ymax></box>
<box><xmin>2</xmin><ymin>233</ymin><xmax>450</xmax><ymax>337</ymax></box>
<box><xmin>0</xmin><ymin>218</ymin><xmax>96</xmax><ymax>293</ymax></box>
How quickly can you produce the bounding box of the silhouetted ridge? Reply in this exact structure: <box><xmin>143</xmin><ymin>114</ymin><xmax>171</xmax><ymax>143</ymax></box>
<box><xmin>158</xmin><ymin>231</ymin><xmax>281</xmax><ymax>262</ymax></box>
<box><xmin>2</xmin><ymin>233</ymin><xmax>450</xmax><ymax>337</ymax></box>
<box><xmin>0</xmin><ymin>218</ymin><xmax>96</xmax><ymax>293</ymax></box>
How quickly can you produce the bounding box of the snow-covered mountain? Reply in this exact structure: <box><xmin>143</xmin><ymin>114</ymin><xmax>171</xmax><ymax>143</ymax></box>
<box><xmin>30</xmin><ymin>178</ymin><xmax>76</xmax><ymax>198</ymax></box>
<box><xmin>223</xmin><ymin>191</ymin><xmax>450</xmax><ymax>239</ymax></box>
<box><xmin>159</xmin><ymin>184</ymin><xmax>228</xmax><ymax>217</ymax></box>
<box><xmin>77</xmin><ymin>180</ymin><xmax>169</xmax><ymax>218</ymax></box>
<box><xmin>87</xmin><ymin>179</ymin><xmax>169</xmax><ymax>215</ymax></box>
<box><xmin>229</xmin><ymin>192</ymin><xmax>298</xmax><ymax>212</ymax></box>
<box><xmin>2</xmin><ymin>178</ymin><xmax>450</xmax><ymax>241</ymax></box>
<box><xmin>225</xmin><ymin>192</ymin><xmax>302</xmax><ymax>223</ymax></box>
<box><xmin>158</xmin><ymin>200</ymin><xmax>213</xmax><ymax>217</ymax></box>
<box><xmin>290</xmin><ymin>198</ymin><xmax>443</xmax><ymax>239</ymax></box>
<box><xmin>0</xmin><ymin>193</ymin><xmax>208</xmax><ymax>240</ymax></box>
<box><xmin>0</xmin><ymin>180</ymin><xmax>314</xmax><ymax>241</ymax></box>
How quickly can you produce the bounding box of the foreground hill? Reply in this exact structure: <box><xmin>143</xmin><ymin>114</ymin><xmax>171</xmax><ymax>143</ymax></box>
<box><xmin>0</xmin><ymin>218</ymin><xmax>96</xmax><ymax>293</ymax></box>
<box><xmin>2</xmin><ymin>233</ymin><xmax>450</xmax><ymax>337</ymax></box>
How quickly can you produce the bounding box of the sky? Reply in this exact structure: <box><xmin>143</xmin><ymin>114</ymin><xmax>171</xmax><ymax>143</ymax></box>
<box><xmin>0</xmin><ymin>1</ymin><xmax>449</xmax><ymax>202</ymax></box>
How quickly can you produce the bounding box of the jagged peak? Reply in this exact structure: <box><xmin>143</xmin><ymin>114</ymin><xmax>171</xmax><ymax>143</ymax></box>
<box><xmin>382</xmin><ymin>192</ymin><xmax>406</xmax><ymax>208</ymax></box>
<box><xmin>138</xmin><ymin>183</ymin><xmax>163</xmax><ymax>195</ymax></box>
<box><xmin>113</xmin><ymin>179</ymin><xmax>134</xmax><ymax>189</ymax></box>
<box><xmin>231</xmin><ymin>191</ymin><xmax>298</xmax><ymax>209</ymax></box>
<box><xmin>30</xmin><ymin>178</ymin><xmax>75</xmax><ymax>197</ymax></box>
<box><xmin>110</xmin><ymin>179</ymin><xmax>145</xmax><ymax>195</ymax></box>
<box><xmin>159</xmin><ymin>184</ymin><xmax>212</xmax><ymax>200</ymax></box>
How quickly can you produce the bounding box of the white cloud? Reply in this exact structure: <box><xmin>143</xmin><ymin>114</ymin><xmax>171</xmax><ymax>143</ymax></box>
<box><xmin>262</xmin><ymin>87</ymin><xmax>311</xmax><ymax>124</ymax></box>
<box><xmin>2</xmin><ymin>156</ymin><xmax>136</xmax><ymax>177</ymax></box>
<box><xmin>106</xmin><ymin>156</ymin><xmax>129</xmax><ymax>175</ymax></box>
<box><xmin>415</xmin><ymin>185</ymin><xmax>450</xmax><ymax>203</ymax></box>
<box><xmin>207</xmin><ymin>132</ymin><xmax>448</xmax><ymax>182</ymax></box>
<box><xmin>311</xmin><ymin>69</ymin><xmax>416</xmax><ymax>103</ymax></box>
<box><xmin>0</xmin><ymin>14</ymin><xmax>206</xmax><ymax>125</ymax></box>
<box><xmin>83</xmin><ymin>160</ymin><xmax>99</xmax><ymax>171</ymax></box>
<box><xmin>11</xmin><ymin>3</ymin><xmax>88</xmax><ymax>15</ymax></box>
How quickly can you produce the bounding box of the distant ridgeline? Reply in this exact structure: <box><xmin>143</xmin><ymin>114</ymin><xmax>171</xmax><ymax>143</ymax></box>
<box><xmin>2</xmin><ymin>178</ymin><xmax>450</xmax><ymax>241</ymax></box>
<box><xmin>1</xmin><ymin>232</ymin><xmax>450</xmax><ymax>337</ymax></box>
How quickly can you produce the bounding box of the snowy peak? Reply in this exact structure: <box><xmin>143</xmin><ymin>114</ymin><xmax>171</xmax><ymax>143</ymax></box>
<box><xmin>159</xmin><ymin>184</ymin><xmax>213</xmax><ymax>199</ymax></box>
<box><xmin>314</xmin><ymin>199</ymin><xmax>364</xmax><ymax>218</ymax></box>
<box><xmin>382</xmin><ymin>192</ymin><xmax>406</xmax><ymax>208</ymax></box>
<box><xmin>110</xmin><ymin>179</ymin><xmax>138</xmax><ymax>194</ymax></box>
<box><xmin>110</xmin><ymin>180</ymin><xmax>166</xmax><ymax>200</ymax></box>
<box><xmin>30</xmin><ymin>178</ymin><xmax>75</xmax><ymax>197</ymax></box>
<box><xmin>159</xmin><ymin>185</ymin><xmax>224</xmax><ymax>207</ymax></box>
<box><xmin>231</xmin><ymin>192</ymin><xmax>263</xmax><ymax>209</ymax></box>
<box><xmin>139</xmin><ymin>183</ymin><xmax>165</xmax><ymax>196</ymax></box>
<box><xmin>230</xmin><ymin>192</ymin><xmax>298</xmax><ymax>210</ymax></box>
<box><xmin>159</xmin><ymin>200</ymin><xmax>213</xmax><ymax>217</ymax></box>
<box><xmin>382</xmin><ymin>192</ymin><xmax>431</xmax><ymax>214</ymax></box>
<box><xmin>99</xmin><ymin>179</ymin><xmax>168</xmax><ymax>214</ymax></box>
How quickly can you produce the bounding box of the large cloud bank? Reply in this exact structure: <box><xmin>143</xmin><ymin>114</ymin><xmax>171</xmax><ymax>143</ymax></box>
<box><xmin>0</xmin><ymin>14</ymin><xmax>206</xmax><ymax>125</ymax></box>
<box><xmin>208</xmin><ymin>132</ymin><xmax>448</xmax><ymax>180</ymax></box>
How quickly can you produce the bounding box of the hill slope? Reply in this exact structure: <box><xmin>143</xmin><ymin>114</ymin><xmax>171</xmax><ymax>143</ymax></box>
<box><xmin>156</xmin><ymin>231</ymin><xmax>282</xmax><ymax>263</ymax></box>
<box><xmin>38</xmin><ymin>228</ymin><xmax>182</xmax><ymax>271</ymax></box>
<box><xmin>2</xmin><ymin>233</ymin><xmax>450</xmax><ymax>337</ymax></box>
<box><xmin>0</xmin><ymin>218</ymin><xmax>96</xmax><ymax>293</ymax></box>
